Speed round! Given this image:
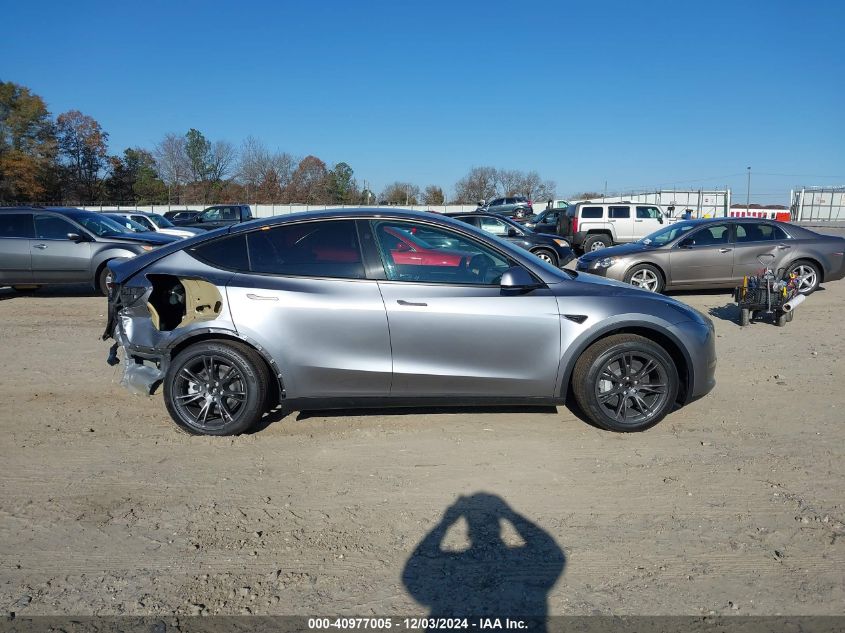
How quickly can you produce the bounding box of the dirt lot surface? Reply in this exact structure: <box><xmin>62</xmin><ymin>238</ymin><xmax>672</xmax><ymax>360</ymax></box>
<box><xmin>1</xmin><ymin>231</ymin><xmax>844</xmax><ymax>617</ymax></box>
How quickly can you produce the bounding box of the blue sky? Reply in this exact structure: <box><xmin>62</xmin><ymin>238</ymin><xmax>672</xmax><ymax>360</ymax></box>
<box><xmin>2</xmin><ymin>0</ymin><xmax>843</xmax><ymax>202</ymax></box>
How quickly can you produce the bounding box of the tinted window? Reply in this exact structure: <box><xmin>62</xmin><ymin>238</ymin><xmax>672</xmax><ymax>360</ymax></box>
<box><xmin>609</xmin><ymin>206</ymin><xmax>630</xmax><ymax>219</ymax></box>
<box><xmin>581</xmin><ymin>207</ymin><xmax>603</xmax><ymax>219</ymax></box>
<box><xmin>636</xmin><ymin>206</ymin><xmax>661</xmax><ymax>219</ymax></box>
<box><xmin>489</xmin><ymin>199</ymin><xmax>504</xmax><ymax>207</ymax></box>
<box><xmin>0</xmin><ymin>213</ymin><xmax>34</xmax><ymax>238</ymax></box>
<box><xmin>132</xmin><ymin>215</ymin><xmax>156</xmax><ymax>231</ymax></box>
<box><xmin>35</xmin><ymin>214</ymin><xmax>78</xmax><ymax>240</ymax></box>
<box><xmin>680</xmin><ymin>224</ymin><xmax>730</xmax><ymax>247</ymax></box>
<box><xmin>246</xmin><ymin>220</ymin><xmax>364</xmax><ymax>279</ymax></box>
<box><xmin>373</xmin><ymin>221</ymin><xmax>511</xmax><ymax>285</ymax></box>
<box><xmin>735</xmin><ymin>223</ymin><xmax>789</xmax><ymax>242</ymax></box>
<box><xmin>190</xmin><ymin>234</ymin><xmax>249</xmax><ymax>271</ymax></box>
<box><xmin>546</xmin><ymin>211</ymin><xmax>560</xmax><ymax>223</ymax></box>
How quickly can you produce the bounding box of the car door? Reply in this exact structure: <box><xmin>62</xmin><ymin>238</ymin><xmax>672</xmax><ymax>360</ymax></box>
<box><xmin>635</xmin><ymin>206</ymin><xmax>664</xmax><ymax>238</ymax></box>
<box><xmin>731</xmin><ymin>222</ymin><xmax>792</xmax><ymax>281</ymax></box>
<box><xmin>31</xmin><ymin>213</ymin><xmax>92</xmax><ymax>282</ymax></box>
<box><xmin>608</xmin><ymin>206</ymin><xmax>633</xmax><ymax>240</ymax></box>
<box><xmin>668</xmin><ymin>223</ymin><xmax>734</xmax><ymax>286</ymax></box>
<box><xmin>537</xmin><ymin>210</ymin><xmax>560</xmax><ymax>234</ymax></box>
<box><xmin>370</xmin><ymin>219</ymin><xmax>561</xmax><ymax>397</ymax></box>
<box><xmin>0</xmin><ymin>212</ymin><xmax>35</xmax><ymax>284</ymax></box>
<box><xmin>224</xmin><ymin>219</ymin><xmax>392</xmax><ymax>398</ymax></box>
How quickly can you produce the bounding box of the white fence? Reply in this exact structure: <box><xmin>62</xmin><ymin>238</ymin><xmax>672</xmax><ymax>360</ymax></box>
<box><xmin>573</xmin><ymin>190</ymin><xmax>731</xmax><ymax>218</ymax></box>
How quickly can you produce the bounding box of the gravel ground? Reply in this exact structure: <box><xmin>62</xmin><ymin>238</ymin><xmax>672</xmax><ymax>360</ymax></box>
<box><xmin>1</xmin><ymin>230</ymin><xmax>843</xmax><ymax>617</ymax></box>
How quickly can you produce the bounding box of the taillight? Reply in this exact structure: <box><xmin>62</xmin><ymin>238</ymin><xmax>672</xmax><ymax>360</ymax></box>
<box><xmin>572</xmin><ymin>216</ymin><xmax>578</xmax><ymax>234</ymax></box>
<box><xmin>527</xmin><ymin>200</ymin><xmax>532</xmax><ymax>207</ymax></box>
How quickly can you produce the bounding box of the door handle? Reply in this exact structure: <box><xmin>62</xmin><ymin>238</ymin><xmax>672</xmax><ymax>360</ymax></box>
<box><xmin>719</xmin><ymin>248</ymin><xmax>732</xmax><ymax>253</ymax></box>
<box><xmin>33</xmin><ymin>243</ymin><xmax>48</xmax><ymax>249</ymax></box>
<box><xmin>246</xmin><ymin>293</ymin><xmax>278</xmax><ymax>301</ymax></box>
<box><xmin>397</xmin><ymin>299</ymin><xmax>427</xmax><ymax>307</ymax></box>
<box><xmin>777</xmin><ymin>244</ymin><xmax>791</xmax><ymax>250</ymax></box>
<box><xmin>634</xmin><ymin>219</ymin><xmax>643</xmax><ymax>222</ymax></box>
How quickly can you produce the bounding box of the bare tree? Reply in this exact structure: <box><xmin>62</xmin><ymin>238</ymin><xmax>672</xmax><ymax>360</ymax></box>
<box><xmin>422</xmin><ymin>185</ymin><xmax>445</xmax><ymax>205</ymax></box>
<box><xmin>153</xmin><ymin>133</ymin><xmax>189</xmax><ymax>203</ymax></box>
<box><xmin>381</xmin><ymin>181</ymin><xmax>420</xmax><ymax>205</ymax></box>
<box><xmin>453</xmin><ymin>166</ymin><xmax>498</xmax><ymax>204</ymax></box>
<box><xmin>238</xmin><ymin>136</ymin><xmax>296</xmax><ymax>202</ymax></box>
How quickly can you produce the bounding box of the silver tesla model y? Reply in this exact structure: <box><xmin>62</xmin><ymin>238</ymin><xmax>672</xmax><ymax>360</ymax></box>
<box><xmin>103</xmin><ymin>209</ymin><xmax>716</xmax><ymax>435</ymax></box>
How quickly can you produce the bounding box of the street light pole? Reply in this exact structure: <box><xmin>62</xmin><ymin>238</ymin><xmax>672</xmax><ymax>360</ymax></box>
<box><xmin>746</xmin><ymin>166</ymin><xmax>751</xmax><ymax>210</ymax></box>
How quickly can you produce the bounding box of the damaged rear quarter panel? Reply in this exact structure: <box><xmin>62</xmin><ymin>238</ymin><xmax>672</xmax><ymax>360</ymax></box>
<box><xmin>116</xmin><ymin>250</ymin><xmax>238</xmax><ymax>353</ymax></box>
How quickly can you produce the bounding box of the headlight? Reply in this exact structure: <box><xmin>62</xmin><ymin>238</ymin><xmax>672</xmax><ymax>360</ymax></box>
<box><xmin>141</xmin><ymin>245</ymin><xmax>155</xmax><ymax>251</ymax></box>
<box><xmin>552</xmin><ymin>239</ymin><xmax>570</xmax><ymax>247</ymax></box>
<box><xmin>594</xmin><ymin>257</ymin><xmax>616</xmax><ymax>269</ymax></box>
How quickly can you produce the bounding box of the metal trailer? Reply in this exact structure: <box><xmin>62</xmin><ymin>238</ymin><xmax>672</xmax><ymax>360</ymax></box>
<box><xmin>790</xmin><ymin>186</ymin><xmax>845</xmax><ymax>222</ymax></box>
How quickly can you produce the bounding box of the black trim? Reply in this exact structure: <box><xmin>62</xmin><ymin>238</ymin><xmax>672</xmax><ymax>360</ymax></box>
<box><xmin>284</xmin><ymin>395</ymin><xmax>565</xmax><ymax>412</ymax></box>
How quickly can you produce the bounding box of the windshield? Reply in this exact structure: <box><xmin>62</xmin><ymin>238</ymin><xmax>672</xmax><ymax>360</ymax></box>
<box><xmin>639</xmin><ymin>221</ymin><xmax>698</xmax><ymax>246</ymax></box>
<box><xmin>108</xmin><ymin>216</ymin><xmax>151</xmax><ymax>233</ymax></box>
<box><xmin>66</xmin><ymin>212</ymin><xmax>135</xmax><ymax>237</ymax></box>
<box><xmin>149</xmin><ymin>213</ymin><xmax>175</xmax><ymax>228</ymax></box>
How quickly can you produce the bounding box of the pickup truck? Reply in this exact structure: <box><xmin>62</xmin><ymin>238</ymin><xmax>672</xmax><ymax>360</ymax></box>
<box><xmin>176</xmin><ymin>204</ymin><xmax>253</xmax><ymax>231</ymax></box>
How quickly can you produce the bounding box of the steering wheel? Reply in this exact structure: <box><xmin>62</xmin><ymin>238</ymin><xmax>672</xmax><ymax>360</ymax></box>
<box><xmin>466</xmin><ymin>254</ymin><xmax>493</xmax><ymax>282</ymax></box>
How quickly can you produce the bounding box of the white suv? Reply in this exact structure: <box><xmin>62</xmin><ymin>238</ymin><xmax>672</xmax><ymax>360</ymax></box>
<box><xmin>560</xmin><ymin>202</ymin><xmax>666</xmax><ymax>252</ymax></box>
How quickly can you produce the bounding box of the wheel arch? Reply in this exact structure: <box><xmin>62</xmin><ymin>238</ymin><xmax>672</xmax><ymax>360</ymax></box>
<box><xmin>166</xmin><ymin>330</ymin><xmax>284</xmax><ymax>407</ymax></box>
<box><xmin>787</xmin><ymin>256</ymin><xmax>825</xmax><ymax>283</ymax></box>
<box><xmin>560</xmin><ymin>323</ymin><xmax>691</xmax><ymax>406</ymax></box>
<box><xmin>623</xmin><ymin>261</ymin><xmax>667</xmax><ymax>287</ymax></box>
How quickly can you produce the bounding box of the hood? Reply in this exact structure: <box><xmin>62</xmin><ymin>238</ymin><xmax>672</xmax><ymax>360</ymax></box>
<box><xmin>578</xmin><ymin>240</ymin><xmax>652</xmax><ymax>262</ymax></box>
<box><xmin>108</xmin><ymin>231</ymin><xmax>181</xmax><ymax>246</ymax></box>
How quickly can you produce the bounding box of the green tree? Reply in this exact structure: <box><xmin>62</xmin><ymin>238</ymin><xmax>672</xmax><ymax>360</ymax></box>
<box><xmin>184</xmin><ymin>128</ymin><xmax>235</xmax><ymax>202</ymax></box>
<box><xmin>56</xmin><ymin>110</ymin><xmax>109</xmax><ymax>202</ymax></box>
<box><xmin>0</xmin><ymin>81</ymin><xmax>57</xmax><ymax>201</ymax></box>
<box><xmin>327</xmin><ymin>161</ymin><xmax>356</xmax><ymax>203</ymax></box>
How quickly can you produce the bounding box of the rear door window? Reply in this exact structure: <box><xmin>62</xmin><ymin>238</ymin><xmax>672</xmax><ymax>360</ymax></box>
<box><xmin>609</xmin><ymin>206</ymin><xmax>630</xmax><ymax>219</ymax></box>
<box><xmin>246</xmin><ymin>220</ymin><xmax>365</xmax><ymax>279</ymax></box>
<box><xmin>735</xmin><ymin>223</ymin><xmax>789</xmax><ymax>242</ymax></box>
<box><xmin>190</xmin><ymin>234</ymin><xmax>250</xmax><ymax>271</ymax></box>
<box><xmin>0</xmin><ymin>213</ymin><xmax>35</xmax><ymax>238</ymax></box>
<box><xmin>580</xmin><ymin>207</ymin><xmax>604</xmax><ymax>219</ymax></box>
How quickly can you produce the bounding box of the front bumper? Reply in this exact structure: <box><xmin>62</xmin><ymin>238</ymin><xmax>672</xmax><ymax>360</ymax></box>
<box><xmin>107</xmin><ymin>324</ymin><xmax>167</xmax><ymax>396</ymax></box>
<box><xmin>669</xmin><ymin>319</ymin><xmax>717</xmax><ymax>403</ymax></box>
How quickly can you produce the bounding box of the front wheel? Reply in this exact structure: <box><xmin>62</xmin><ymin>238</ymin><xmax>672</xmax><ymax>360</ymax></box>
<box><xmin>531</xmin><ymin>248</ymin><xmax>558</xmax><ymax>267</ymax></box>
<box><xmin>571</xmin><ymin>334</ymin><xmax>679</xmax><ymax>432</ymax></box>
<box><xmin>96</xmin><ymin>266</ymin><xmax>112</xmax><ymax>296</ymax></box>
<box><xmin>163</xmin><ymin>341</ymin><xmax>269</xmax><ymax>435</ymax></box>
<box><xmin>624</xmin><ymin>264</ymin><xmax>664</xmax><ymax>293</ymax></box>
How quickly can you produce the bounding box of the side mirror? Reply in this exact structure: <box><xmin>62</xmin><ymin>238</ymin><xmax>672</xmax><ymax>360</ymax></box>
<box><xmin>658</xmin><ymin>216</ymin><xmax>664</xmax><ymax>224</ymax></box>
<box><xmin>195</xmin><ymin>215</ymin><xmax>204</xmax><ymax>222</ymax></box>
<box><xmin>500</xmin><ymin>266</ymin><xmax>540</xmax><ymax>290</ymax></box>
<box><xmin>507</xmin><ymin>228</ymin><xmax>518</xmax><ymax>237</ymax></box>
<box><xmin>67</xmin><ymin>232</ymin><xmax>87</xmax><ymax>242</ymax></box>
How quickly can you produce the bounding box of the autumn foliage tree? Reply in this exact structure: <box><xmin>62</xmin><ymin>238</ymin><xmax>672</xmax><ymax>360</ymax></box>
<box><xmin>0</xmin><ymin>81</ymin><xmax>57</xmax><ymax>202</ymax></box>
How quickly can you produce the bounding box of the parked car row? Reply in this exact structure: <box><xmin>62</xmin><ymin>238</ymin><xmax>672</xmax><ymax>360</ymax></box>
<box><xmin>0</xmin><ymin>205</ymin><xmax>255</xmax><ymax>294</ymax></box>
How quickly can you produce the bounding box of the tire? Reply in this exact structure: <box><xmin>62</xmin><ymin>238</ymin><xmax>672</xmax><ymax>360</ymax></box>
<box><xmin>96</xmin><ymin>265</ymin><xmax>112</xmax><ymax>296</ymax></box>
<box><xmin>776</xmin><ymin>312</ymin><xmax>788</xmax><ymax>327</ymax></box>
<box><xmin>624</xmin><ymin>264</ymin><xmax>664</xmax><ymax>293</ymax></box>
<box><xmin>571</xmin><ymin>334</ymin><xmax>679</xmax><ymax>432</ymax></box>
<box><xmin>583</xmin><ymin>234</ymin><xmax>611</xmax><ymax>252</ymax></box>
<box><xmin>531</xmin><ymin>248</ymin><xmax>558</xmax><ymax>267</ymax></box>
<box><xmin>163</xmin><ymin>340</ymin><xmax>270</xmax><ymax>436</ymax></box>
<box><xmin>739</xmin><ymin>308</ymin><xmax>750</xmax><ymax>327</ymax></box>
<box><xmin>786</xmin><ymin>260</ymin><xmax>820</xmax><ymax>294</ymax></box>
<box><xmin>786</xmin><ymin>310</ymin><xmax>794</xmax><ymax>322</ymax></box>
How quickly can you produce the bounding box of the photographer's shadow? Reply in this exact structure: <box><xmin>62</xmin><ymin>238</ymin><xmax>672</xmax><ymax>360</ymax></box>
<box><xmin>402</xmin><ymin>493</ymin><xmax>565</xmax><ymax>622</ymax></box>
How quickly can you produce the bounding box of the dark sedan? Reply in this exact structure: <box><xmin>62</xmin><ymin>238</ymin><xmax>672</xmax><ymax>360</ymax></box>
<box><xmin>447</xmin><ymin>211</ymin><xmax>574</xmax><ymax>267</ymax></box>
<box><xmin>575</xmin><ymin>218</ymin><xmax>845</xmax><ymax>294</ymax></box>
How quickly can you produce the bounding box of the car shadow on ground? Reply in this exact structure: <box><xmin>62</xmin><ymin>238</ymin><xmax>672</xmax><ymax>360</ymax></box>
<box><xmin>402</xmin><ymin>492</ymin><xmax>565</xmax><ymax>623</ymax></box>
<box><xmin>0</xmin><ymin>284</ymin><xmax>100</xmax><ymax>301</ymax></box>
<box><xmin>249</xmin><ymin>405</ymin><xmax>560</xmax><ymax>433</ymax></box>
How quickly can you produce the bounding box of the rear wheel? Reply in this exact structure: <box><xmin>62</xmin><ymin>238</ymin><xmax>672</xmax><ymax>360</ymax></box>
<box><xmin>583</xmin><ymin>234</ymin><xmax>611</xmax><ymax>252</ymax></box>
<box><xmin>787</xmin><ymin>260</ymin><xmax>820</xmax><ymax>294</ymax></box>
<box><xmin>624</xmin><ymin>264</ymin><xmax>664</xmax><ymax>293</ymax></box>
<box><xmin>163</xmin><ymin>341</ymin><xmax>269</xmax><ymax>436</ymax></box>
<box><xmin>531</xmin><ymin>248</ymin><xmax>558</xmax><ymax>266</ymax></box>
<box><xmin>739</xmin><ymin>308</ymin><xmax>751</xmax><ymax>327</ymax></box>
<box><xmin>572</xmin><ymin>334</ymin><xmax>679</xmax><ymax>432</ymax></box>
<box><xmin>776</xmin><ymin>312</ymin><xmax>788</xmax><ymax>327</ymax></box>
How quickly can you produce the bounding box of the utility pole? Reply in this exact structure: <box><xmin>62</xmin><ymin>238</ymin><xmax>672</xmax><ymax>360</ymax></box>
<box><xmin>603</xmin><ymin>180</ymin><xmax>607</xmax><ymax>200</ymax></box>
<box><xmin>746</xmin><ymin>166</ymin><xmax>751</xmax><ymax>210</ymax></box>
